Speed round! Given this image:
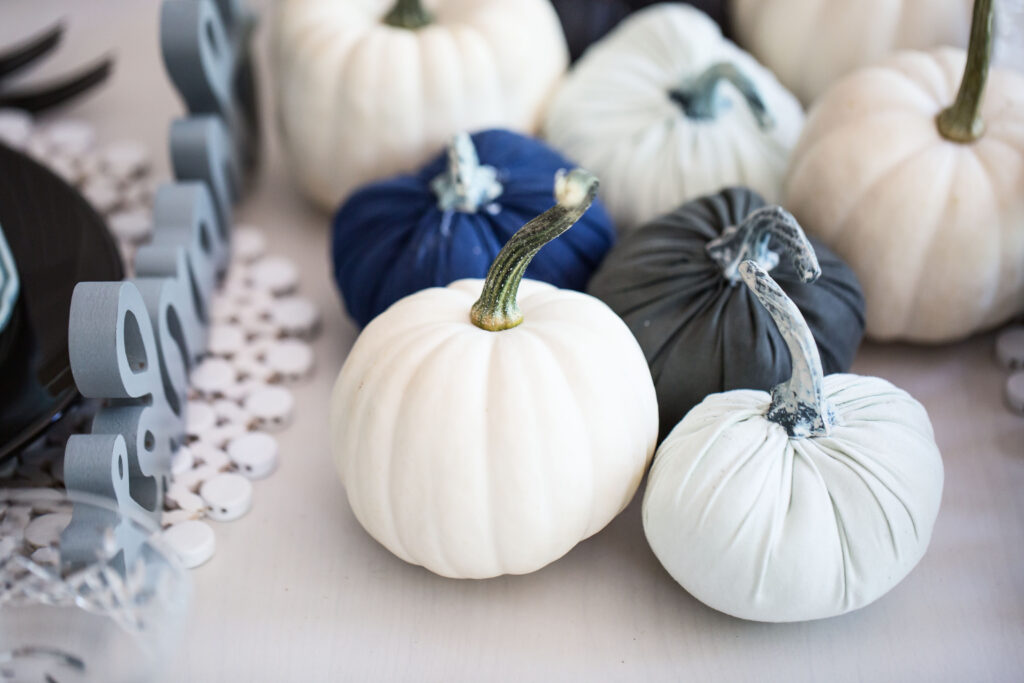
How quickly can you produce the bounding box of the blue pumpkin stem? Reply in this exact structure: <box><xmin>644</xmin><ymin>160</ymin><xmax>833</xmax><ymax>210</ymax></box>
<box><xmin>383</xmin><ymin>0</ymin><xmax>433</xmax><ymax>29</ymax></box>
<box><xmin>669</xmin><ymin>62</ymin><xmax>774</xmax><ymax>131</ymax></box>
<box><xmin>470</xmin><ymin>169</ymin><xmax>598</xmax><ymax>331</ymax></box>
<box><xmin>937</xmin><ymin>0</ymin><xmax>992</xmax><ymax>143</ymax></box>
<box><xmin>430</xmin><ymin>133</ymin><xmax>503</xmax><ymax>213</ymax></box>
<box><xmin>739</xmin><ymin>260</ymin><xmax>835</xmax><ymax>438</ymax></box>
<box><xmin>706</xmin><ymin>205</ymin><xmax>820</xmax><ymax>284</ymax></box>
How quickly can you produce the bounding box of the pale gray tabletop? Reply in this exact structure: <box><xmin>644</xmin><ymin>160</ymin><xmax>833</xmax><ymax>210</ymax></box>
<box><xmin>3</xmin><ymin>1</ymin><xmax>1022</xmax><ymax>681</ymax></box>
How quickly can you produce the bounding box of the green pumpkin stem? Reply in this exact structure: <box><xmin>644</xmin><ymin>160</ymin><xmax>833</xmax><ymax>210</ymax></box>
<box><xmin>471</xmin><ymin>169</ymin><xmax>599</xmax><ymax>331</ymax></box>
<box><xmin>669</xmin><ymin>62</ymin><xmax>774</xmax><ymax>130</ymax></box>
<box><xmin>936</xmin><ymin>0</ymin><xmax>993</xmax><ymax>143</ymax></box>
<box><xmin>430</xmin><ymin>133</ymin><xmax>503</xmax><ymax>213</ymax></box>
<box><xmin>383</xmin><ymin>0</ymin><xmax>433</xmax><ymax>29</ymax></box>
<box><xmin>706</xmin><ymin>205</ymin><xmax>821</xmax><ymax>284</ymax></box>
<box><xmin>739</xmin><ymin>260</ymin><xmax>835</xmax><ymax>438</ymax></box>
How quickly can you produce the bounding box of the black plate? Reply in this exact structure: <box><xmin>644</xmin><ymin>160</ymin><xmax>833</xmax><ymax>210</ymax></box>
<box><xmin>0</xmin><ymin>141</ymin><xmax>124</xmax><ymax>461</ymax></box>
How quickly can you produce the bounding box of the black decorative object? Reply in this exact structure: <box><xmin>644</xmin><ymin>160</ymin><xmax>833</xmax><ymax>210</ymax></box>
<box><xmin>587</xmin><ymin>187</ymin><xmax>865</xmax><ymax>439</ymax></box>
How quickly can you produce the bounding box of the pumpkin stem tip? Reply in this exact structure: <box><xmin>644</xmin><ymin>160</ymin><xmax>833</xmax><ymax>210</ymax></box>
<box><xmin>739</xmin><ymin>260</ymin><xmax>834</xmax><ymax>438</ymax></box>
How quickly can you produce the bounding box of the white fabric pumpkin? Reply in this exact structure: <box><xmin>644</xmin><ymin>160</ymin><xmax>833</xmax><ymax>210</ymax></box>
<box><xmin>272</xmin><ymin>0</ymin><xmax>568</xmax><ymax>210</ymax></box>
<box><xmin>643</xmin><ymin>261</ymin><xmax>943</xmax><ymax>622</ymax></box>
<box><xmin>783</xmin><ymin>0</ymin><xmax>1024</xmax><ymax>342</ymax></box>
<box><xmin>331</xmin><ymin>170</ymin><xmax>658</xmax><ymax>579</ymax></box>
<box><xmin>543</xmin><ymin>4</ymin><xmax>804</xmax><ymax>231</ymax></box>
<box><xmin>730</xmin><ymin>0</ymin><xmax>971</xmax><ymax>104</ymax></box>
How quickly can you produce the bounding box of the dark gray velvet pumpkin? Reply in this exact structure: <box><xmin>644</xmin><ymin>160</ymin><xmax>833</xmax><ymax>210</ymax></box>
<box><xmin>587</xmin><ymin>187</ymin><xmax>865</xmax><ymax>439</ymax></box>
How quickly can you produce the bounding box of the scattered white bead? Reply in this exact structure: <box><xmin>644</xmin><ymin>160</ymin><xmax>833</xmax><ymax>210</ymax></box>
<box><xmin>0</xmin><ymin>535</ymin><xmax>20</xmax><ymax>558</ymax></box>
<box><xmin>244</xmin><ymin>386</ymin><xmax>294</xmax><ymax>431</ymax></box>
<box><xmin>107</xmin><ymin>209</ymin><xmax>153</xmax><ymax>245</ymax></box>
<box><xmin>1007</xmin><ymin>372</ymin><xmax>1024</xmax><ymax>415</ymax></box>
<box><xmin>186</xmin><ymin>399</ymin><xmax>218</xmax><ymax>437</ymax></box>
<box><xmin>81</xmin><ymin>178</ymin><xmax>122</xmax><ymax>214</ymax></box>
<box><xmin>207</xmin><ymin>323</ymin><xmax>246</xmax><ymax>357</ymax></box>
<box><xmin>190</xmin><ymin>358</ymin><xmax>237</xmax><ymax>398</ymax></box>
<box><xmin>100</xmin><ymin>139</ymin><xmax>150</xmax><ymax>180</ymax></box>
<box><xmin>212</xmin><ymin>399</ymin><xmax>250</xmax><ymax>427</ymax></box>
<box><xmin>30</xmin><ymin>545</ymin><xmax>60</xmax><ymax>566</ymax></box>
<box><xmin>200</xmin><ymin>421</ymin><xmax>249</xmax><ymax>448</ymax></box>
<box><xmin>227</xmin><ymin>432</ymin><xmax>278</xmax><ymax>479</ymax></box>
<box><xmin>271</xmin><ymin>296</ymin><xmax>320</xmax><ymax>338</ymax></box>
<box><xmin>24</xmin><ymin>512</ymin><xmax>72</xmax><ymax>549</ymax></box>
<box><xmin>233</xmin><ymin>353</ymin><xmax>274</xmax><ymax>382</ymax></box>
<box><xmin>166</xmin><ymin>483</ymin><xmax>206</xmax><ymax>512</ymax></box>
<box><xmin>161</xmin><ymin>508</ymin><xmax>202</xmax><ymax>527</ymax></box>
<box><xmin>163</xmin><ymin>520</ymin><xmax>216</xmax><ymax>568</ymax></box>
<box><xmin>24</xmin><ymin>135</ymin><xmax>51</xmax><ymax>162</ymax></box>
<box><xmin>1</xmin><ymin>505</ymin><xmax>32</xmax><ymax>533</ymax></box>
<box><xmin>171</xmin><ymin>444</ymin><xmax>196</xmax><ymax>475</ymax></box>
<box><xmin>200</xmin><ymin>473</ymin><xmax>253</xmax><ymax>521</ymax></box>
<box><xmin>175</xmin><ymin>464</ymin><xmax>220</xmax><ymax>492</ymax></box>
<box><xmin>44</xmin><ymin>119</ymin><xmax>96</xmax><ymax>157</ymax></box>
<box><xmin>0</xmin><ymin>108</ymin><xmax>33</xmax><ymax>149</ymax></box>
<box><xmin>47</xmin><ymin>155</ymin><xmax>82</xmax><ymax>185</ymax></box>
<box><xmin>247</xmin><ymin>256</ymin><xmax>298</xmax><ymax>295</ymax></box>
<box><xmin>222</xmin><ymin>378</ymin><xmax>268</xmax><ymax>402</ymax></box>
<box><xmin>265</xmin><ymin>339</ymin><xmax>314</xmax><ymax>382</ymax></box>
<box><xmin>233</xmin><ymin>226</ymin><xmax>266</xmax><ymax>262</ymax></box>
<box><xmin>192</xmin><ymin>443</ymin><xmax>231</xmax><ymax>471</ymax></box>
<box><xmin>996</xmin><ymin>327</ymin><xmax>1024</xmax><ymax>371</ymax></box>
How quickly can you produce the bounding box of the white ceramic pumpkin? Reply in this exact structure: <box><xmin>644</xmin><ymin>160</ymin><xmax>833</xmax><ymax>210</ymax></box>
<box><xmin>543</xmin><ymin>4</ymin><xmax>804</xmax><ymax>231</ymax></box>
<box><xmin>783</xmin><ymin>0</ymin><xmax>1024</xmax><ymax>342</ymax></box>
<box><xmin>730</xmin><ymin>0</ymin><xmax>971</xmax><ymax>104</ymax></box>
<box><xmin>643</xmin><ymin>260</ymin><xmax>944</xmax><ymax>623</ymax></box>
<box><xmin>272</xmin><ymin>0</ymin><xmax>568</xmax><ymax>210</ymax></box>
<box><xmin>330</xmin><ymin>169</ymin><xmax>658</xmax><ymax>579</ymax></box>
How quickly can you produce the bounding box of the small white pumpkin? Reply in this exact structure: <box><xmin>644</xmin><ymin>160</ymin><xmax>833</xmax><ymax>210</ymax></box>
<box><xmin>783</xmin><ymin>0</ymin><xmax>1024</xmax><ymax>342</ymax></box>
<box><xmin>643</xmin><ymin>260</ymin><xmax>944</xmax><ymax>623</ymax></box>
<box><xmin>543</xmin><ymin>4</ymin><xmax>804</xmax><ymax>231</ymax></box>
<box><xmin>272</xmin><ymin>0</ymin><xmax>568</xmax><ymax>210</ymax></box>
<box><xmin>331</xmin><ymin>169</ymin><xmax>658</xmax><ymax>579</ymax></box>
<box><xmin>730</xmin><ymin>0</ymin><xmax>971</xmax><ymax>104</ymax></box>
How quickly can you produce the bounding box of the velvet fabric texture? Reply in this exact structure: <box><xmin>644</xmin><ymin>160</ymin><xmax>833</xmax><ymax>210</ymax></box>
<box><xmin>587</xmin><ymin>187</ymin><xmax>864</xmax><ymax>439</ymax></box>
<box><xmin>332</xmin><ymin>129</ymin><xmax>615</xmax><ymax>328</ymax></box>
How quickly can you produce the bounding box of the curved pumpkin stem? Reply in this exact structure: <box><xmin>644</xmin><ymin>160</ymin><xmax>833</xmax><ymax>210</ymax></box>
<box><xmin>706</xmin><ymin>205</ymin><xmax>820</xmax><ymax>284</ymax></box>
<box><xmin>430</xmin><ymin>133</ymin><xmax>503</xmax><ymax>213</ymax></box>
<box><xmin>471</xmin><ymin>169</ymin><xmax>599</xmax><ymax>331</ymax></box>
<box><xmin>937</xmin><ymin>0</ymin><xmax>992</xmax><ymax>143</ymax></box>
<box><xmin>739</xmin><ymin>260</ymin><xmax>835</xmax><ymax>438</ymax></box>
<box><xmin>383</xmin><ymin>0</ymin><xmax>433</xmax><ymax>29</ymax></box>
<box><xmin>669</xmin><ymin>62</ymin><xmax>774</xmax><ymax>131</ymax></box>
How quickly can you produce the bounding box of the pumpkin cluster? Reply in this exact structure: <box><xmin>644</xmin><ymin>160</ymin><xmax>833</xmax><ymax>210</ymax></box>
<box><xmin>268</xmin><ymin>0</ymin><xmax>1019</xmax><ymax>622</ymax></box>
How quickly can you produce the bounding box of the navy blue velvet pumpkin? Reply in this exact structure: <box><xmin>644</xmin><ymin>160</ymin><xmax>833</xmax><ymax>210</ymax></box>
<box><xmin>331</xmin><ymin>129</ymin><xmax>615</xmax><ymax>327</ymax></box>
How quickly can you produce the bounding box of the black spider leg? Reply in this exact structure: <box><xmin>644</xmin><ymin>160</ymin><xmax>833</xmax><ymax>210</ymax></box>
<box><xmin>0</xmin><ymin>21</ymin><xmax>64</xmax><ymax>80</ymax></box>
<box><xmin>0</xmin><ymin>54</ymin><xmax>114</xmax><ymax>113</ymax></box>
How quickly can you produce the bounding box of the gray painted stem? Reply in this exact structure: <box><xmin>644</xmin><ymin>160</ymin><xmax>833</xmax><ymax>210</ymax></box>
<box><xmin>738</xmin><ymin>260</ymin><xmax>835</xmax><ymax>438</ymax></box>
<box><xmin>706</xmin><ymin>205</ymin><xmax>821</xmax><ymax>284</ymax></box>
<box><xmin>470</xmin><ymin>169</ymin><xmax>599</xmax><ymax>331</ymax></box>
<box><xmin>430</xmin><ymin>133</ymin><xmax>503</xmax><ymax>213</ymax></box>
<box><xmin>670</xmin><ymin>62</ymin><xmax>774</xmax><ymax>130</ymax></box>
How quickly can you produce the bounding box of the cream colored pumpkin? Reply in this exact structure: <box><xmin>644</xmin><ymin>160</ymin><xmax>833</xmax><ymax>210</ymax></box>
<box><xmin>643</xmin><ymin>261</ymin><xmax>944</xmax><ymax>622</ymax></box>
<box><xmin>731</xmin><ymin>0</ymin><xmax>971</xmax><ymax>104</ymax></box>
<box><xmin>330</xmin><ymin>170</ymin><xmax>658</xmax><ymax>578</ymax></box>
<box><xmin>543</xmin><ymin>4</ymin><xmax>804</xmax><ymax>231</ymax></box>
<box><xmin>272</xmin><ymin>0</ymin><xmax>568</xmax><ymax>210</ymax></box>
<box><xmin>783</xmin><ymin>0</ymin><xmax>1024</xmax><ymax>342</ymax></box>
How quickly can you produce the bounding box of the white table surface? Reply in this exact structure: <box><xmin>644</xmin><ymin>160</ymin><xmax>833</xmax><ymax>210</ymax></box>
<box><xmin>4</xmin><ymin>2</ymin><xmax>1023</xmax><ymax>681</ymax></box>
